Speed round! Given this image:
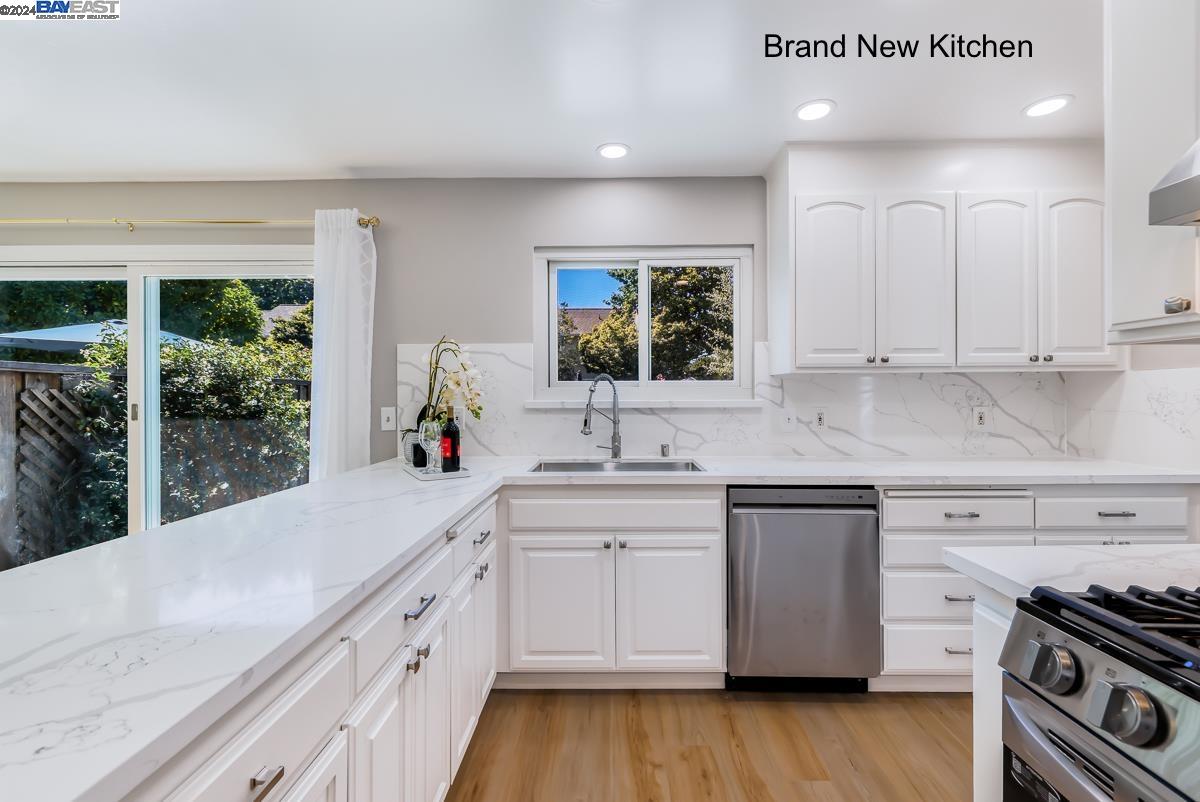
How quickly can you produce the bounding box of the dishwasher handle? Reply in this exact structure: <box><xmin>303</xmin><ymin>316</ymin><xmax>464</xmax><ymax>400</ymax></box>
<box><xmin>730</xmin><ymin>505</ymin><xmax>878</xmax><ymax>515</ymax></box>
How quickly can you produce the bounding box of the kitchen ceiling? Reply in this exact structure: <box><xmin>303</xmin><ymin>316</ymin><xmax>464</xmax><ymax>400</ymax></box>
<box><xmin>0</xmin><ymin>0</ymin><xmax>1101</xmax><ymax>181</ymax></box>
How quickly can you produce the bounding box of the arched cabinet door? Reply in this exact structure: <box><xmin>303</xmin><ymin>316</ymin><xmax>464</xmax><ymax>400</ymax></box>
<box><xmin>956</xmin><ymin>193</ymin><xmax>1038</xmax><ymax>366</ymax></box>
<box><xmin>876</xmin><ymin>193</ymin><xmax>956</xmax><ymax>367</ymax></box>
<box><xmin>794</xmin><ymin>195</ymin><xmax>876</xmax><ymax>368</ymax></box>
<box><xmin>1038</xmin><ymin>192</ymin><xmax>1115</xmax><ymax>366</ymax></box>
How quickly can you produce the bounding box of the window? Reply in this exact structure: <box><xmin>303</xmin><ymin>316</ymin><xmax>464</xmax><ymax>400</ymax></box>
<box><xmin>0</xmin><ymin>247</ymin><xmax>312</xmax><ymax>571</ymax></box>
<box><xmin>537</xmin><ymin>248</ymin><xmax>752</xmax><ymax>403</ymax></box>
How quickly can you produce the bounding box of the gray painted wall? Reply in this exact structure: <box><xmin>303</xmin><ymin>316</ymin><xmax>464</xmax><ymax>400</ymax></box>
<box><xmin>0</xmin><ymin>177</ymin><xmax>767</xmax><ymax>460</ymax></box>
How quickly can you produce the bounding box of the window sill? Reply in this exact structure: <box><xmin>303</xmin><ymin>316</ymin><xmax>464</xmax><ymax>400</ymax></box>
<box><xmin>524</xmin><ymin>398</ymin><xmax>764</xmax><ymax>410</ymax></box>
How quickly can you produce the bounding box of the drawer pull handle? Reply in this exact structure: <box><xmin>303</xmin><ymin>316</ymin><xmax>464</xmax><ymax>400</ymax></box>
<box><xmin>476</xmin><ymin>562</ymin><xmax>490</xmax><ymax>581</ymax></box>
<box><xmin>417</xmin><ymin>643</ymin><xmax>431</xmax><ymax>659</ymax></box>
<box><xmin>251</xmin><ymin>765</ymin><xmax>285</xmax><ymax>802</ymax></box>
<box><xmin>944</xmin><ymin>594</ymin><xmax>976</xmax><ymax>603</ymax></box>
<box><xmin>944</xmin><ymin>512</ymin><xmax>981</xmax><ymax>519</ymax></box>
<box><xmin>407</xmin><ymin>656</ymin><xmax>422</xmax><ymax>673</ymax></box>
<box><xmin>473</xmin><ymin>529</ymin><xmax>492</xmax><ymax>546</ymax></box>
<box><xmin>1098</xmin><ymin>511</ymin><xmax>1136</xmax><ymax>518</ymax></box>
<box><xmin>404</xmin><ymin>593</ymin><xmax>437</xmax><ymax>621</ymax></box>
<box><xmin>944</xmin><ymin>647</ymin><xmax>974</xmax><ymax>656</ymax></box>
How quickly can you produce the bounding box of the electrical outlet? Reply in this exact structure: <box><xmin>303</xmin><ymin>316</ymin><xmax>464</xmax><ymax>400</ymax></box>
<box><xmin>380</xmin><ymin>406</ymin><xmax>397</xmax><ymax>432</ymax></box>
<box><xmin>972</xmin><ymin>405</ymin><xmax>992</xmax><ymax>430</ymax></box>
<box><xmin>815</xmin><ymin>408</ymin><xmax>827</xmax><ymax>430</ymax></box>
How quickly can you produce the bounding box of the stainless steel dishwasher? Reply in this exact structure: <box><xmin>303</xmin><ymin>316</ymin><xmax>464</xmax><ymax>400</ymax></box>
<box><xmin>728</xmin><ymin>487</ymin><xmax>881</xmax><ymax>689</ymax></box>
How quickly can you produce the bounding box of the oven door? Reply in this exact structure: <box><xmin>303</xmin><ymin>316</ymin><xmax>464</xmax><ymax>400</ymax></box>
<box><xmin>1002</xmin><ymin>674</ymin><xmax>1188</xmax><ymax>802</ymax></box>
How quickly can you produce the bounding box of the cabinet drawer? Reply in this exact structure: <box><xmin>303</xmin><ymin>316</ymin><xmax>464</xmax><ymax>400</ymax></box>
<box><xmin>347</xmin><ymin>546</ymin><xmax>453</xmax><ymax>693</ymax></box>
<box><xmin>883</xmin><ymin>572</ymin><xmax>978</xmax><ymax>621</ymax></box>
<box><xmin>168</xmin><ymin>643</ymin><xmax>351</xmax><ymax>802</ymax></box>
<box><xmin>1035</xmin><ymin>497</ymin><xmax>1188</xmax><ymax>529</ymax></box>
<box><xmin>883</xmin><ymin>497</ymin><xmax>1033</xmax><ymax>530</ymax></box>
<box><xmin>509</xmin><ymin>498</ymin><xmax>722</xmax><ymax>531</ymax></box>
<box><xmin>448</xmin><ymin>498</ymin><xmax>497</xmax><ymax>577</ymax></box>
<box><xmin>883</xmin><ymin>534</ymin><xmax>1035</xmax><ymax>568</ymax></box>
<box><xmin>884</xmin><ymin>625</ymin><xmax>973</xmax><ymax>675</ymax></box>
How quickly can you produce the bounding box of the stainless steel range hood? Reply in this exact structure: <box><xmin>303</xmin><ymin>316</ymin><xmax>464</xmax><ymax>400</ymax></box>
<box><xmin>1149</xmin><ymin>137</ymin><xmax>1200</xmax><ymax>225</ymax></box>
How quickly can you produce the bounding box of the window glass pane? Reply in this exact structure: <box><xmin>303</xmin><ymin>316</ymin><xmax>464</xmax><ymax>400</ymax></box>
<box><xmin>555</xmin><ymin>266</ymin><xmax>638</xmax><ymax>381</ymax></box>
<box><xmin>154</xmin><ymin>278</ymin><xmax>312</xmax><ymax>525</ymax></box>
<box><xmin>649</xmin><ymin>265</ymin><xmax>734</xmax><ymax>381</ymax></box>
<box><xmin>0</xmin><ymin>279</ymin><xmax>128</xmax><ymax>570</ymax></box>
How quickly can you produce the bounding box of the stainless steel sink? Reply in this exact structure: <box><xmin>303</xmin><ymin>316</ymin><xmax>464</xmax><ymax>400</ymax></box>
<box><xmin>530</xmin><ymin>459</ymin><xmax>704</xmax><ymax>473</ymax></box>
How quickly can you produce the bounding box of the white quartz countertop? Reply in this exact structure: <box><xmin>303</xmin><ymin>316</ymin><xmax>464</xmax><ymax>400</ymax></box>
<box><xmin>3</xmin><ymin>453</ymin><xmax>1198</xmax><ymax>801</ymax></box>
<box><xmin>945</xmin><ymin>544</ymin><xmax>1200</xmax><ymax>601</ymax></box>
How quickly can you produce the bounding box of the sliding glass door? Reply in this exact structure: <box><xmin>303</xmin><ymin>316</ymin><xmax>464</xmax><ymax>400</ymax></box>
<box><xmin>144</xmin><ymin>276</ymin><xmax>314</xmax><ymax>526</ymax></box>
<box><xmin>0</xmin><ymin>251</ymin><xmax>313</xmax><ymax>569</ymax></box>
<box><xmin>0</xmin><ymin>269</ymin><xmax>129</xmax><ymax>570</ymax></box>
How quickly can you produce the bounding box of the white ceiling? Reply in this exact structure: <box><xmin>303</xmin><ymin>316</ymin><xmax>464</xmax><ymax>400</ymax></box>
<box><xmin>0</xmin><ymin>0</ymin><xmax>1102</xmax><ymax>182</ymax></box>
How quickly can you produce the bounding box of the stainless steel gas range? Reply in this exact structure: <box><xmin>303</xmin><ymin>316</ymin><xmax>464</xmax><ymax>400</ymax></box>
<box><xmin>999</xmin><ymin>585</ymin><xmax>1200</xmax><ymax>802</ymax></box>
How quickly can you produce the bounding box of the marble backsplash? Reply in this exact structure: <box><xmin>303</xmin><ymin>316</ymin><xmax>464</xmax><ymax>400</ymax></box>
<box><xmin>1065</xmin><ymin>366</ymin><xmax>1200</xmax><ymax>469</ymax></box>
<box><xmin>397</xmin><ymin>343</ymin><xmax>1070</xmax><ymax>459</ymax></box>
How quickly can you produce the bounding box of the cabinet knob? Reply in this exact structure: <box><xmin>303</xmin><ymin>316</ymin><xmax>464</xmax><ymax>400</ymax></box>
<box><xmin>880</xmin><ymin>355</ymin><xmax>890</xmax><ymax>364</ymax></box>
<box><xmin>603</xmin><ymin>540</ymin><xmax>612</xmax><ymax>549</ymax></box>
<box><xmin>866</xmin><ymin>355</ymin><xmax>876</xmax><ymax>364</ymax></box>
<box><xmin>1029</xmin><ymin>355</ymin><xmax>1040</xmax><ymax>362</ymax></box>
<box><xmin>417</xmin><ymin>643</ymin><xmax>431</xmax><ymax>659</ymax></box>
<box><xmin>1044</xmin><ymin>355</ymin><xmax>1054</xmax><ymax>363</ymax></box>
<box><xmin>406</xmin><ymin>656</ymin><xmax>422</xmax><ymax>673</ymax></box>
<box><xmin>618</xmin><ymin>539</ymin><xmax>628</xmax><ymax>549</ymax></box>
<box><xmin>1165</xmin><ymin>296</ymin><xmax>1193</xmax><ymax>314</ymax></box>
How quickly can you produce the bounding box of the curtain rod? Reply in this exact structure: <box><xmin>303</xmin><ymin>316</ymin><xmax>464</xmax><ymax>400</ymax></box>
<box><xmin>0</xmin><ymin>216</ymin><xmax>381</xmax><ymax>232</ymax></box>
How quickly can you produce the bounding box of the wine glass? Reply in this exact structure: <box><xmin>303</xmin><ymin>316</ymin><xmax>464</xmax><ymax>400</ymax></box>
<box><xmin>418</xmin><ymin>420</ymin><xmax>442</xmax><ymax>474</ymax></box>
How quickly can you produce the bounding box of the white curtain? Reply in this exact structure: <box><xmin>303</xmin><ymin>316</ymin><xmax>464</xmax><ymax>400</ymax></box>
<box><xmin>310</xmin><ymin>208</ymin><xmax>377</xmax><ymax>481</ymax></box>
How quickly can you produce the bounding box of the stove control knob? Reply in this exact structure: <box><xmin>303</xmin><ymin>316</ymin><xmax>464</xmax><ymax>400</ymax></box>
<box><xmin>1019</xmin><ymin>640</ymin><xmax>1080</xmax><ymax>695</ymax></box>
<box><xmin>1085</xmin><ymin>681</ymin><xmax>1163</xmax><ymax>747</ymax></box>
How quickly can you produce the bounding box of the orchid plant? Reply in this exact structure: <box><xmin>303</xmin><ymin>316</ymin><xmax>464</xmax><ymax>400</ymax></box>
<box><xmin>419</xmin><ymin>336</ymin><xmax>484</xmax><ymax>423</ymax></box>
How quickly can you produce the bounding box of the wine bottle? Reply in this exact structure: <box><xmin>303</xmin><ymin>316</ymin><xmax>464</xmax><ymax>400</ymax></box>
<box><xmin>441</xmin><ymin>416</ymin><xmax>461</xmax><ymax>472</ymax></box>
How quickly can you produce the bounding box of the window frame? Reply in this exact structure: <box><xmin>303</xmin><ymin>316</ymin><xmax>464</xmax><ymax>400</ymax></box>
<box><xmin>0</xmin><ymin>244</ymin><xmax>313</xmax><ymax>534</ymax></box>
<box><xmin>533</xmin><ymin>246</ymin><xmax>753</xmax><ymax>404</ymax></box>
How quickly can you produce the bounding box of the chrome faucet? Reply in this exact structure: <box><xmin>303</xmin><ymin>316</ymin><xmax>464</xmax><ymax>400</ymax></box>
<box><xmin>581</xmin><ymin>373</ymin><xmax>621</xmax><ymax>459</ymax></box>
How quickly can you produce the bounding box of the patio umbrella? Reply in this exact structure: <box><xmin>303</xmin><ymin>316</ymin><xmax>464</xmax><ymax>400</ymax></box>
<box><xmin>0</xmin><ymin>320</ymin><xmax>200</xmax><ymax>352</ymax></box>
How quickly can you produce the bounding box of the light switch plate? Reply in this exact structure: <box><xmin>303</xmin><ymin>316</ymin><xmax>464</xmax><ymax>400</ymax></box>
<box><xmin>380</xmin><ymin>406</ymin><xmax>397</xmax><ymax>431</ymax></box>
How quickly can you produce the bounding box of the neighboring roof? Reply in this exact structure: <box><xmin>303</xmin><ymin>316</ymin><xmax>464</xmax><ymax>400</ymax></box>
<box><xmin>0</xmin><ymin>320</ymin><xmax>198</xmax><ymax>352</ymax></box>
<box><xmin>562</xmin><ymin>307</ymin><xmax>611</xmax><ymax>336</ymax></box>
<box><xmin>263</xmin><ymin>304</ymin><xmax>307</xmax><ymax>336</ymax></box>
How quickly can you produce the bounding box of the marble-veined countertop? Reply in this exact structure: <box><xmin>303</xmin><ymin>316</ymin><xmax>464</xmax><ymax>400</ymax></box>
<box><xmin>945</xmin><ymin>543</ymin><xmax>1200</xmax><ymax>601</ymax></box>
<box><xmin>2</xmin><ymin>454</ymin><xmax>1198</xmax><ymax>801</ymax></box>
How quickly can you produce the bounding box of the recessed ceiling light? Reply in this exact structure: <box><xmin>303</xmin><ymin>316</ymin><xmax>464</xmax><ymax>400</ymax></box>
<box><xmin>597</xmin><ymin>143</ymin><xmax>629</xmax><ymax>159</ymax></box>
<box><xmin>1023</xmin><ymin>94</ymin><xmax>1073</xmax><ymax>118</ymax></box>
<box><xmin>795</xmin><ymin>99</ymin><xmax>836</xmax><ymax>121</ymax></box>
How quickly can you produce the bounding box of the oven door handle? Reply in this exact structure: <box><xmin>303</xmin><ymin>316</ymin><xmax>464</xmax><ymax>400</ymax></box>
<box><xmin>1004</xmin><ymin>692</ymin><xmax>1114</xmax><ymax>802</ymax></box>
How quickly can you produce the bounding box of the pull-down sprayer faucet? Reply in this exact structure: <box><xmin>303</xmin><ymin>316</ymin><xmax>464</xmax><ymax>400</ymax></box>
<box><xmin>581</xmin><ymin>373</ymin><xmax>621</xmax><ymax>459</ymax></box>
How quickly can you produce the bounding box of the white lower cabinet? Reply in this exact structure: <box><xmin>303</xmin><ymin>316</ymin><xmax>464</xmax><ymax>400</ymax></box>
<box><xmin>281</xmin><ymin>731</ymin><xmax>350</xmax><ymax>802</ymax></box>
<box><xmin>509</xmin><ymin>535</ymin><xmax>616</xmax><ymax>670</ymax></box>
<box><xmin>344</xmin><ymin>650</ymin><xmax>413</xmax><ymax>802</ymax></box>
<box><xmin>509</xmin><ymin>531</ymin><xmax>724</xmax><ymax>672</ymax></box>
<box><xmin>448</xmin><ymin>541</ymin><xmax>498</xmax><ymax>778</ymax></box>
<box><xmin>615</xmin><ymin>534</ymin><xmax>723</xmax><ymax>670</ymax></box>
<box><xmin>407</xmin><ymin>603</ymin><xmax>451</xmax><ymax>802</ymax></box>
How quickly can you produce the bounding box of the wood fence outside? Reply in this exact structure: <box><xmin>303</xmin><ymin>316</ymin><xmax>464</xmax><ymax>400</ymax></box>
<box><xmin>0</xmin><ymin>361</ymin><xmax>311</xmax><ymax>571</ymax></box>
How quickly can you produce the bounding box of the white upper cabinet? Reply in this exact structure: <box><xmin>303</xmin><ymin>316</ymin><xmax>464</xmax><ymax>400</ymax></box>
<box><xmin>1039</xmin><ymin>192</ymin><xmax>1113</xmax><ymax>365</ymax></box>
<box><xmin>957</xmin><ymin>193</ymin><xmax>1039</xmax><ymax>366</ymax></box>
<box><xmin>1106</xmin><ymin>0</ymin><xmax>1199</xmax><ymax>342</ymax></box>
<box><xmin>794</xmin><ymin>195</ymin><xmax>876</xmax><ymax>368</ymax></box>
<box><xmin>875</xmin><ymin>193</ymin><xmax>956</xmax><ymax>366</ymax></box>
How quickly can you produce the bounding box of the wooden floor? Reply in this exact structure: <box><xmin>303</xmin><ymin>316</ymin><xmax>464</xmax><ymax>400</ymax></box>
<box><xmin>446</xmin><ymin>689</ymin><xmax>972</xmax><ymax>802</ymax></box>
